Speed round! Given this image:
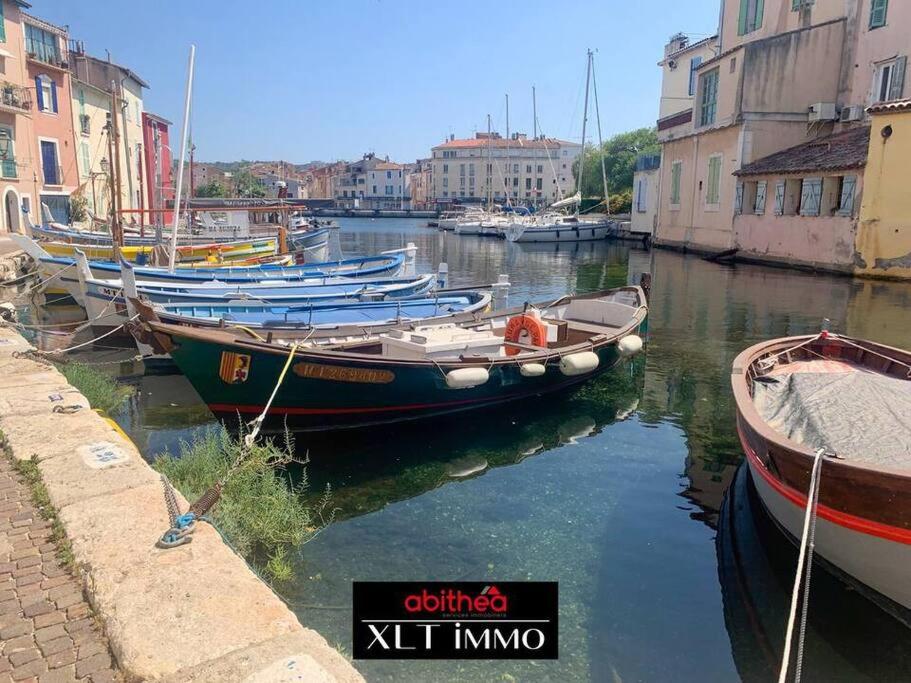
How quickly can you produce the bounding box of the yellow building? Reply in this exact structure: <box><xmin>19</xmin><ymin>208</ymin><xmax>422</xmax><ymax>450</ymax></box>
<box><xmin>856</xmin><ymin>99</ymin><xmax>911</xmax><ymax>279</ymax></box>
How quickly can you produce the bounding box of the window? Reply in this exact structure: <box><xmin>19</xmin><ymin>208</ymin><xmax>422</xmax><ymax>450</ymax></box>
<box><xmin>385</xmin><ymin>185</ymin><xmax>393</xmax><ymax>195</ymax></box>
<box><xmin>874</xmin><ymin>57</ymin><xmax>906</xmax><ymax>103</ymax></box>
<box><xmin>688</xmin><ymin>57</ymin><xmax>702</xmax><ymax>96</ymax></box>
<box><xmin>537</xmin><ymin>164</ymin><xmax>543</xmax><ymax>173</ymax></box>
<box><xmin>80</xmin><ymin>141</ymin><xmax>90</xmax><ymax>176</ymax></box>
<box><xmin>870</xmin><ymin>0</ymin><xmax>888</xmax><ymax>29</ymax></box>
<box><xmin>469</xmin><ymin>163</ymin><xmax>475</xmax><ymax>176</ymax></box>
<box><xmin>670</xmin><ymin>161</ymin><xmax>682</xmax><ymax>206</ymax></box>
<box><xmin>773</xmin><ymin>180</ymin><xmax>785</xmax><ymax>215</ymax></box>
<box><xmin>0</xmin><ymin>126</ymin><xmax>15</xmax><ymax>179</ymax></box>
<box><xmin>512</xmin><ymin>177</ymin><xmax>518</xmax><ymax>187</ymax></box>
<box><xmin>738</xmin><ymin>0</ymin><xmax>764</xmax><ymax>35</ymax></box>
<box><xmin>469</xmin><ymin>175</ymin><xmax>475</xmax><ymax>186</ymax></box>
<box><xmin>372</xmin><ymin>185</ymin><xmax>377</xmax><ymax>194</ymax></box>
<box><xmin>734</xmin><ymin>181</ymin><xmax>744</xmax><ymax>214</ymax></box>
<box><xmin>706</xmin><ymin>155</ymin><xmax>722</xmax><ymax>206</ymax></box>
<box><xmin>754</xmin><ymin>181</ymin><xmax>767</xmax><ymax>214</ymax></box>
<box><xmin>513</xmin><ymin>164</ymin><xmax>519</xmax><ymax>173</ymax></box>
<box><xmin>460</xmin><ymin>177</ymin><xmax>465</xmax><ymax>188</ymax></box>
<box><xmin>525</xmin><ymin>178</ymin><xmax>532</xmax><ymax>190</ymax></box>
<box><xmin>386</xmin><ymin>170</ymin><xmax>392</xmax><ymax>179</ymax></box>
<box><xmin>730</xmin><ymin>57</ymin><xmax>737</xmax><ymax>73</ymax></box>
<box><xmin>40</xmin><ymin>140</ymin><xmax>59</xmax><ymax>184</ymax></box>
<box><xmin>536</xmin><ymin>178</ymin><xmax>543</xmax><ymax>191</ymax></box>
<box><xmin>838</xmin><ymin>175</ymin><xmax>857</xmax><ymax>216</ymax></box>
<box><xmin>0</xmin><ymin>2</ymin><xmax>5</xmax><ymax>43</ymax></box>
<box><xmin>442</xmin><ymin>164</ymin><xmax>448</xmax><ymax>174</ymax></box>
<box><xmin>635</xmin><ymin>177</ymin><xmax>648</xmax><ymax>213</ymax></box>
<box><xmin>526</xmin><ymin>165</ymin><xmax>531</xmax><ymax>173</ymax></box>
<box><xmin>699</xmin><ymin>69</ymin><xmax>719</xmax><ymax>126</ymax></box>
<box><xmin>35</xmin><ymin>75</ymin><xmax>57</xmax><ymax>113</ymax></box>
<box><xmin>442</xmin><ymin>177</ymin><xmax>448</xmax><ymax>188</ymax></box>
<box><xmin>800</xmin><ymin>178</ymin><xmax>822</xmax><ymax>216</ymax></box>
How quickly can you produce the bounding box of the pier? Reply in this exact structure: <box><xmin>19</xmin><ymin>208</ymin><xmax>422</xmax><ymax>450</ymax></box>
<box><xmin>0</xmin><ymin>325</ymin><xmax>361</xmax><ymax>682</ymax></box>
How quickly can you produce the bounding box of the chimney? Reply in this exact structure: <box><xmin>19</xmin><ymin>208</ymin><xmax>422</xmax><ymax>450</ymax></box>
<box><xmin>665</xmin><ymin>32</ymin><xmax>688</xmax><ymax>57</ymax></box>
<box><xmin>450</xmin><ymin>134</ymin><xmax>455</xmax><ymax>142</ymax></box>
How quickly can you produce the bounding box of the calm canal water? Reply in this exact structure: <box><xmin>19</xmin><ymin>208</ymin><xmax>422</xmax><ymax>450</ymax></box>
<box><xmin>18</xmin><ymin>218</ymin><xmax>911</xmax><ymax>681</ymax></box>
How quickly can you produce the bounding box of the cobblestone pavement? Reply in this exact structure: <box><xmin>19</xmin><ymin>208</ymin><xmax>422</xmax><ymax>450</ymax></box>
<box><xmin>0</xmin><ymin>455</ymin><xmax>119</xmax><ymax>683</ymax></box>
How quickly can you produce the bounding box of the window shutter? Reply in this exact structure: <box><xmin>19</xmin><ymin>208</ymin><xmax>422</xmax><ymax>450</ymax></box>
<box><xmin>50</xmin><ymin>80</ymin><xmax>58</xmax><ymax>113</ymax></box>
<box><xmin>791</xmin><ymin>0</ymin><xmax>800</xmax><ymax>9</ymax></box>
<box><xmin>734</xmin><ymin>182</ymin><xmax>744</xmax><ymax>214</ymax></box>
<box><xmin>0</xmin><ymin>2</ymin><xmax>6</xmax><ymax>43</ymax></box>
<box><xmin>35</xmin><ymin>77</ymin><xmax>43</xmax><ymax>110</ymax></box>
<box><xmin>889</xmin><ymin>56</ymin><xmax>906</xmax><ymax>101</ymax></box>
<box><xmin>755</xmin><ymin>181</ymin><xmax>767</xmax><ymax>214</ymax></box>
<box><xmin>839</xmin><ymin>176</ymin><xmax>857</xmax><ymax>215</ymax></box>
<box><xmin>870</xmin><ymin>0</ymin><xmax>888</xmax><ymax>28</ymax></box>
<box><xmin>738</xmin><ymin>0</ymin><xmax>749</xmax><ymax>35</ymax></box>
<box><xmin>755</xmin><ymin>0</ymin><xmax>764</xmax><ymax>29</ymax></box>
<box><xmin>774</xmin><ymin>181</ymin><xmax>785</xmax><ymax>215</ymax></box>
<box><xmin>689</xmin><ymin>57</ymin><xmax>702</xmax><ymax>96</ymax></box>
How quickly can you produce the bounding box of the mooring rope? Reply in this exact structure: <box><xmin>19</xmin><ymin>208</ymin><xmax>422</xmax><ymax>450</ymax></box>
<box><xmin>244</xmin><ymin>342</ymin><xmax>300</xmax><ymax>446</ymax></box>
<box><xmin>778</xmin><ymin>447</ymin><xmax>827</xmax><ymax>683</ymax></box>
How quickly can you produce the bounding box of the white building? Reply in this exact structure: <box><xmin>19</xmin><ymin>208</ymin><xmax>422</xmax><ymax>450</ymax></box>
<box><xmin>332</xmin><ymin>154</ymin><xmax>410</xmax><ymax>209</ymax></box>
<box><xmin>631</xmin><ymin>153</ymin><xmax>661</xmax><ymax>235</ymax></box>
<box><xmin>430</xmin><ymin>133</ymin><xmax>581</xmax><ymax>207</ymax></box>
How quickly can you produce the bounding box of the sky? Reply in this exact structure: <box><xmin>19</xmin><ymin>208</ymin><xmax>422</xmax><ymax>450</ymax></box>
<box><xmin>39</xmin><ymin>0</ymin><xmax>719</xmax><ymax>163</ymax></box>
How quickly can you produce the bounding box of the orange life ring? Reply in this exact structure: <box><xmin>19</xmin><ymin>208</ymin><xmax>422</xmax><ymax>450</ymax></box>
<box><xmin>504</xmin><ymin>314</ymin><xmax>548</xmax><ymax>356</ymax></box>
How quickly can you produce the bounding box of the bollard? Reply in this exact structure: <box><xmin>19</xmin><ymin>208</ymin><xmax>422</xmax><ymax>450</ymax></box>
<box><xmin>491</xmin><ymin>274</ymin><xmax>510</xmax><ymax>310</ymax></box>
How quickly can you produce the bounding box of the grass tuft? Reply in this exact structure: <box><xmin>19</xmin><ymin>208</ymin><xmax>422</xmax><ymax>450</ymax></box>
<box><xmin>153</xmin><ymin>427</ymin><xmax>334</xmax><ymax>583</ymax></box>
<box><xmin>54</xmin><ymin>362</ymin><xmax>134</xmax><ymax>415</ymax></box>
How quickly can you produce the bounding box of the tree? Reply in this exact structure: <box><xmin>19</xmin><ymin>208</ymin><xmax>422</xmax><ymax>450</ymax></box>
<box><xmin>195</xmin><ymin>181</ymin><xmax>226</xmax><ymax>198</ymax></box>
<box><xmin>231</xmin><ymin>170</ymin><xmax>266</xmax><ymax>198</ymax></box>
<box><xmin>572</xmin><ymin>127</ymin><xmax>660</xmax><ymax>201</ymax></box>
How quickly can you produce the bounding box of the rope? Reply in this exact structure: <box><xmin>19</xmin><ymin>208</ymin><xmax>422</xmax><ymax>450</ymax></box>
<box><xmin>14</xmin><ymin>262</ymin><xmax>75</xmax><ymax>300</ymax></box>
<box><xmin>244</xmin><ymin>342</ymin><xmax>300</xmax><ymax>447</ymax></box>
<box><xmin>778</xmin><ymin>447</ymin><xmax>827</xmax><ymax>683</ymax></box>
<box><xmin>33</xmin><ymin>314</ymin><xmax>139</xmax><ymax>355</ymax></box>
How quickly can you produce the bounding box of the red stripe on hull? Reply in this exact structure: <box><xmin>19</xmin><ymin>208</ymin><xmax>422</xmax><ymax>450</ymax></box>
<box><xmin>737</xmin><ymin>424</ymin><xmax>911</xmax><ymax>546</ymax></box>
<box><xmin>208</xmin><ymin>395</ymin><xmax>498</xmax><ymax>416</ymax></box>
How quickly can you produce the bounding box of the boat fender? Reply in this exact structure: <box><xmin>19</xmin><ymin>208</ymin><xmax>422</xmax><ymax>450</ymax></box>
<box><xmin>504</xmin><ymin>313</ymin><xmax>548</xmax><ymax>357</ymax></box>
<box><xmin>520</xmin><ymin>363</ymin><xmax>546</xmax><ymax>377</ymax></box>
<box><xmin>560</xmin><ymin>351</ymin><xmax>600</xmax><ymax>376</ymax></box>
<box><xmin>617</xmin><ymin>334</ymin><xmax>643</xmax><ymax>358</ymax></box>
<box><xmin>445</xmin><ymin>367</ymin><xmax>490</xmax><ymax>389</ymax></box>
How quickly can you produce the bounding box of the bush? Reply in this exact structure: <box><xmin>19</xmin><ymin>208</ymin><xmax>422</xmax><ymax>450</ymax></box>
<box><xmin>153</xmin><ymin>427</ymin><xmax>334</xmax><ymax>582</ymax></box>
<box><xmin>56</xmin><ymin>362</ymin><xmax>133</xmax><ymax>415</ymax></box>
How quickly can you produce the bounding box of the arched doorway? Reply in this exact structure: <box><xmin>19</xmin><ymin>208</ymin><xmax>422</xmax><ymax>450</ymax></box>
<box><xmin>4</xmin><ymin>188</ymin><xmax>20</xmax><ymax>234</ymax></box>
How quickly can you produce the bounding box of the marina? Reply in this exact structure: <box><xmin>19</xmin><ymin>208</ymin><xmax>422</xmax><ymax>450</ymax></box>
<box><xmin>5</xmin><ymin>217</ymin><xmax>911</xmax><ymax>681</ymax></box>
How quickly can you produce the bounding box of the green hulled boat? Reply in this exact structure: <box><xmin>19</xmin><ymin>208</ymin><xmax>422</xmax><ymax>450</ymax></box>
<box><xmin>136</xmin><ymin>286</ymin><xmax>648</xmax><ymax>431</ymax></box>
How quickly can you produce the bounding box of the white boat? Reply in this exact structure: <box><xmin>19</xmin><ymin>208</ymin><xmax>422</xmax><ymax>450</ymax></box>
<box><xmin>504</xmin><ymin>212</ymin><xmax>615</xmax><ymax>243</ymax></box>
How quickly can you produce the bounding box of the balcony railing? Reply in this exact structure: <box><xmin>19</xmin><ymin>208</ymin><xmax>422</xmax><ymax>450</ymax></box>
<box><xmin>43</xmin><ymin>165</ymin><xmax>64</xmax><ymax>186</ymax></box>
<box><xmin>79</xmin><ymin>114</ymin><xmax>90</xmax><ymax>135</ymax></box>
<box><xmin>0</xmin><ymin>83</ymin><xmax>32</xmax><ymax>113</ymax></box>
<box><xmin>25</xmin><ymin>46</ymin><xmax>67</xmax><ymax>70</ymax></box>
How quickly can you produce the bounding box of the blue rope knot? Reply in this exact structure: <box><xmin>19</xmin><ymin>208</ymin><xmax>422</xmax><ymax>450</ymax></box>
<box><xmin>156</xmin><ymin>513</ymin><xmax>197</xmax><ymax>549</ymax></box>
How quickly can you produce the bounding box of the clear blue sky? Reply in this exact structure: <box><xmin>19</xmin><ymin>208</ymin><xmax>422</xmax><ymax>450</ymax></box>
<box><xmin>40</xmin><ymin>0</ymin><xmax>718</xmax><ymax>163</ymax></box>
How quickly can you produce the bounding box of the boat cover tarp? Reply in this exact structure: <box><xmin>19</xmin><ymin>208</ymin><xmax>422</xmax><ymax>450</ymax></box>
<box><xmin>753</xmin><ymin>360</ymin><xmax>911</xmax><ymax>468</ymax></box>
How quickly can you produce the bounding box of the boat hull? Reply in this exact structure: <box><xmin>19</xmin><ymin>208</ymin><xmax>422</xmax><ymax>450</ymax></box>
<box><xmin>507</xmin><ymin>221</ymin><xmax>614</xmax><ymax>243</ymax></box>
<box><xmin>732</xmin><ymin>335</ymin><xmax>911</xmax><ymax>621</ymax></box>
<box><xmin>41</xmin><ymin>237</ymin><xmax>277</xmax><ymax>263</ymax></box>
<box><xmin>168</xmin><ymin>335</ymin><xmax>630</xmax><ymax>431</ymax></box>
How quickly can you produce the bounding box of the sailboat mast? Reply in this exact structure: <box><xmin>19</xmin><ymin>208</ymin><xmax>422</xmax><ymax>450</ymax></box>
<box><xmin>505</xmin><ymin>93</ymin><xmax>511</xmax><ymax>208</ymax></box>
<box><xmin>591</xmin><ymin>54</ymin><xmax>610</xmax><ymax>215</ymax></box>
<box><xmin>532</xmin><ymin>86</ymin><xmax>537</xmax><ymax>209</ymax></box>
<box><xmin>577</xmin><ymin>50</ymin><xmax>592</xmax><ymax>217</ymax></box>
<box><xmin>486</xmin><ymin>113</ymin><xmax>492</xmax><ymax>208</ymax></box>
<box><xmin>168</xmin><ymin>45</ymin><xmax>197</xmax><ymax>273</ymax></box>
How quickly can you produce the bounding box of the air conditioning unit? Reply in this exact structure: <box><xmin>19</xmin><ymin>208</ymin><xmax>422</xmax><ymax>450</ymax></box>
<box><xmin>808</xmin><ymin>102</ymin><xmax>838</xmax><ymax>122</ymax></box>
<box><xmin>840</xmin><ymin>105</ymin><xmax>865</xmax><ymax>122</ymax></box>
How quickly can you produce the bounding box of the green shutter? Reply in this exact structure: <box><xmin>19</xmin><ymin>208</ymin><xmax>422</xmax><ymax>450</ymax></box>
<box><xmin>791</xmin><ymin>0</ymin><xmax>800</xmax><ymax>10</ymax></box>
<box><xmin>755</xmin><ymin>0</ymin><xmax>764</xmax><ymax>29</ymax></box>
<box><xmin>738</xmin><ymin>0</ymin><xmax>749</xmax><ymax>35</ymax></box>
<box><xmin>0</xmin><ymin>2</ymin><xmax>6</xmax><ymax>43</ymax></box>
<box><xmin>870</xmin><ymin>0</ymin><xmax>888</xmax><ymax>28</ymax></box>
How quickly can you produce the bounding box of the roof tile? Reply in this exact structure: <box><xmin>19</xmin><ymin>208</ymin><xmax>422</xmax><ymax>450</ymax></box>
<box><xmin>735</xmin><ymin>126</ymin><xmax>870</xmax><ymax>177</ymax></box>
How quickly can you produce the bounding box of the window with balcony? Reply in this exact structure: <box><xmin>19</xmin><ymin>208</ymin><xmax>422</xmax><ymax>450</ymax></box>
<box><xmin>25</xmin><ymin>25</ymin><xmax>60</xmax><ymax>66</ymax></box>
<box><xmin>699</xmin><ymin>69</ymin><xmax>719</xmax><ymax>126</ymax></box>
<box><xmin>737</xmin><ymin>0</ymin><xmax>764</xmax><ymax>35</ymax></box>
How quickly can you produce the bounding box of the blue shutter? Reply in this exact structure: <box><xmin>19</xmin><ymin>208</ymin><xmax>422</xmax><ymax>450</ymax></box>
<box><xmin>35</xmin><ymin>77</ymin><xmax>43</xmax><ymax>110</ymax></box>
<box><xmin>50</xmin><ymin>80</ymin><xmax>58</xmax><ymax>113</ymax></box>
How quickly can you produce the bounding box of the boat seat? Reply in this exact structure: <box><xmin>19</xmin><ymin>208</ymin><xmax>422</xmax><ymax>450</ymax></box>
<box><xmin>564</xmin><ymin>299</ymin><xmax>636</xmax><ymax>329</ymax></box>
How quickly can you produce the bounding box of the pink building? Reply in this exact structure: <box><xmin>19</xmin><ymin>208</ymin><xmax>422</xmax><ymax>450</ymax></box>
<box><xmin>141</xmin><ymin>112</ymin><xmax>173</xmax><ymax>226</ymax></box>
<box><xmin>22</xmin><ymin>11</ymin><xmax>78</xmax><ymax>223</ymax></box>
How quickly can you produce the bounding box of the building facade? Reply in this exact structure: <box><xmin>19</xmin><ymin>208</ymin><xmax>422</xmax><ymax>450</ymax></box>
<box><xmin>332</xmin><ymin>154</ymin><xmax>410</xmax><ymax>209</ymax></box>
<box><xmin>430</xmin><ymin>133</ymin><xmax>580</xmax><ymax>207</ymax></box>
<box><xmin>141</xmin><ymin>112</ymin><xmax>173</xmax><ymax>227</ymax></box>
<box><xmin>68</xmin><ymin>48</ymin><xmax>147</xmax><ymax>224</ymax></box>
<box><xmin>23</xmin><ymin>11</ymin><xmax>79</xmax><ymax>224</ymax></box>
<box><xmin>408</xmin><ymin>158</ymin><xmax>432</xmax><ymax>210</ymax></box>
<box><xmin>654</xmin><ymin>0</ymin><xmax>908</xmax><ymax>264</ymax></box>
<box><xmin>631</xmin><ymin>153</ymin><xmax>661</xmax><ymax>236</ymax></box>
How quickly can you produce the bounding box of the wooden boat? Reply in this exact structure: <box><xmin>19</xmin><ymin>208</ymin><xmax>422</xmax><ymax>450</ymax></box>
<box><xmin>288</xmin><ymin>228</ymin><xmax>330</xmax><ymax>251</ymax></box>
<box><xmin>135</xmin><ymin>286</ymin><xmax>647</xmax><ymax>431</ymax></box>
<box><xmin>38</xmin><ymin>236</ymin><xmax>278</xmax><ymax>264</ymax></box>
<box><xmin>731</xmin><ymin>333</ymin><xmax>911</xmax><ymax>623</ymax></box>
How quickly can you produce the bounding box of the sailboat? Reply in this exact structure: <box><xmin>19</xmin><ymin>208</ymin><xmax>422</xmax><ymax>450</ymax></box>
<box><xmin>505</xmin><ymin>51</ymin><xmax>616</xmax><ymax>244</ymax></box>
